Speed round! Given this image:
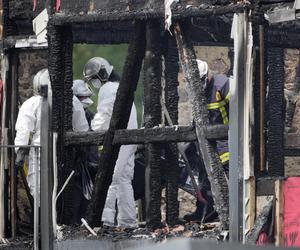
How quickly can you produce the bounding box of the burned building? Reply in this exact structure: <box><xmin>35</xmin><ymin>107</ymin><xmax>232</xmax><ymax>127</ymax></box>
<box><xmin>0</xmin><ymin>0</ymin><xmax>300</xmax><ymax>249</ymax></box>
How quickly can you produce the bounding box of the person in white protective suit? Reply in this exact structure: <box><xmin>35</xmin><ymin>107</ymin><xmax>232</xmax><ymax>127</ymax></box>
<box><xmin>83</xmin><ymin>57</ymin><xmax>138</xmax><ymax>228</ymax></box>
<box><xmin>15</xmin><ymin>69</ymin><xmax>89</xmax><ymax>199</ymax></box>
<box><xmin>72</xmin><ymin>79</ymin><xmax>94</xmax><ymax>126</ymax></box>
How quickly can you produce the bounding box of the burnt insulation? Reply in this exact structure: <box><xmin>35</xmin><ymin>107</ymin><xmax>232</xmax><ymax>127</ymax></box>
<box><xmin>266</xmin><ymin>47</ymin><xmax>284</xmax><ymax>177</ymax></box>
<box><xmin>174</xmin><ymin>21</ymin><xmax>229</xmax><ymax>229</ymax></box>
<box><xmin>164</xmin><ymin>34</ymin><xmax>180</xmax><ymax>226</ymax></box>
<box><xmin>86</xmin><ymin>21</ymin><xmax>146</xmax><ymax>227</ymax></box>
<box><xmin>143</xmin><ymin>20</ymin><xmax>163</xmax><ymax>229</ymax></box>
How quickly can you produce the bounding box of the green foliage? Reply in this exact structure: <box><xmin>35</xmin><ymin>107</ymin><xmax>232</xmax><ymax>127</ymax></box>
<box><xmin>73</xmin><ymin>44</ymin><xmax>143</xmax><ymax>126</ymax></box>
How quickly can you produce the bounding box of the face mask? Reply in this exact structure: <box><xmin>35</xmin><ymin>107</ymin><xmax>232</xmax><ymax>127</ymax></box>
<box><xmin>81</xmin><ymin>97</ymin><xmax>93</xmax><ymax>108</ymax></box>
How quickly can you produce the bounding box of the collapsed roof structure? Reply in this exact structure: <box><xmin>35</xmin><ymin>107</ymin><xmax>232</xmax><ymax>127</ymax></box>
<box><xmin>1</xmin><ymin>0</ymin><xmax>300</xmax><ymax>249</ymax></box>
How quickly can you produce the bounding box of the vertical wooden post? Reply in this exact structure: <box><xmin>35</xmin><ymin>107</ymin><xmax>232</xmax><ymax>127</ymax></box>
<box><xmin>87</xmin><ymin>21</ymin><xmax>145</xmax><ymax>226</ymax></box>
<box><xmin>47</xmin><ymin>24</ymin><xmax>68</xmax><ymax>223</ymax></box>
<box><xmin>267</xmin><ymin>47</ymin><xmax>285</xmax><ymax>177</ymax></box>
<box><xmin>144</xmin><ymin>20</ymin><xmax>163</xmax><ymax>229</ymax></box>
<box><xmin>174</xmin><ymin>21</ymin><xmax>229</xmax><ymax>229</ymax></box>
<box><xmin>164</xmin><ymin>34</ymin><xmax>179</xmax><ymax>226</ymax></box>
<box><xmin>275</xmin><ymin>180</ymin><xmax>284</xmax><ymax>246</ymax></box>
<box><xmin>259</xmin><ymin>25</ymin><xmax>266</xmax><ymax>172</ymax></box>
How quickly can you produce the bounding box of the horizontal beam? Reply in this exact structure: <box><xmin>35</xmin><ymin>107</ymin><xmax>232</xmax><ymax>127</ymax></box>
<box><xmin>50</xmin><ymin>4</ymin><xmax>248</xmax><ymax>26</ymax></box>
<box><xmin>64</xmin><ymin>125</ymin><xmax>229</xmax><ymax>146</ymax></box>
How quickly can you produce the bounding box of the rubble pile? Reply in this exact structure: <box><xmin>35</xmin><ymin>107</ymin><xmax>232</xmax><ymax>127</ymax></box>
<box><xmin>0</xmin><ymin>236</ymin><xmax>33</xmax><ymax>249</ymax></box>
<box><xmin>58</xmin><ymin>222</ymin><xmax>224</xmax><ymax>243</ymax></box>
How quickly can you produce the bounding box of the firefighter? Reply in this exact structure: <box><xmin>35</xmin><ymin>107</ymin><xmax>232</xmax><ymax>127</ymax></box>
<box><xmin>183</xmin><ymin>59</ymin><xmax>230</xmax><ymax>222</ymax></box>
<box><xmin>83</xmin><ymin>57</ymin><xmax>138</xmax><ymax>228</ymax></box>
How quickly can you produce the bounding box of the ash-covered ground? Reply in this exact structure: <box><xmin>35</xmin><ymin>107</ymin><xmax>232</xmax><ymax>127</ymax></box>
<box><xmin>57</xmin><ymin>221</ymin><xmax>223</xmax><ymax>243</ymax></box>
<box><xmin>0</xmin><ymin>190</ymin><xmax>224</xmax><ymax>249</ymax></box>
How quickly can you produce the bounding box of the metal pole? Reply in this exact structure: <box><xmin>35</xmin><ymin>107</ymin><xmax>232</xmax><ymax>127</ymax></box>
<box><xmin>34</xmin><ymin>147</ymin><xmax>39</xmax><ymax>250</ymax></box>
<box><xmin>10</xmin><ymin>51</ymin><xmax>18</xmax><ymax>239</ymax></box>
<box><xmin>0</xmin><ymin>53</ymin><xmax>8</xmax><ymax>238</ymax></box>
<box><xmin>40</xmin><ymin>85</ymin><xmax>53</xmax><ymax>250</ymax></box>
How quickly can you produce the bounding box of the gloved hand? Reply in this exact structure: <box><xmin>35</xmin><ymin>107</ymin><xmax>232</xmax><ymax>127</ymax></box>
<box><xmin>15</xmin><ymin>148</ymin><xmax>28</xmax><ymax>169</ymax></box>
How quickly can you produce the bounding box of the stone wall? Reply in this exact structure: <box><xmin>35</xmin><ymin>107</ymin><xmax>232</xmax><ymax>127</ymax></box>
<box><xmin>284</xmin><ymin>49</ymin><xmax>300</xmax><ymax>176</ymax></box>
<box><xmin>18</xmin><ymin>50</ymin><xmax>48</xmax><ymax>104</ymax></box>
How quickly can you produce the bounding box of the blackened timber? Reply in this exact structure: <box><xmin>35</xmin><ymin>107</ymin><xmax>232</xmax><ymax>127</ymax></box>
<box><xmin>164</xmin><ymin>35</ymin><xmax>180</xmax><ymax>226</ymax></box>
<box><xmin>245</xmin><ymin>199</ymin><xmax>273</xmax><ymax>244</ymax></box>
<box><xmin>64</xmin><ymin>125</ymin><xmax>229</xmax><ymax>146</ymax></box>
<box><xmin>267</xmin><ymin>48</ymin><xmax>284</xmax><ymax>177</ymax></box>
<box><xmin>50</xmin><ymin>4</ymin><xmax>247</xmax><ymax>26</ymax></box>
<box><xmin>174</xmin><ymin>22</ymin><xmax>229</xmax><ymax>229</ymax></box>
<box><xmin>144</xmin><ymin>20</ymin><xmax>163</xmax><ymax>229</ymax></box>
<box><xmin>86</xmin><ymin>21</ymin><xmax>146</xmax><ymax>226</ymax></box>
<box><xmin>47</xmin><ymin>24</ymin><xmax>66</xmax><ymax>223</ymax></box>
<box><xmin>61</xmin><ymin>27</ymin><xmax>76</xmax><ymax>224</ymax></box>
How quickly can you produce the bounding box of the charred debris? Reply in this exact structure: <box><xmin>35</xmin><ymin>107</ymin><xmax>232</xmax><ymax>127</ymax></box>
<box><xmin>0</xmin><ymin>0</ymin><xmax>300</xmax><ymax>249</ymax></box>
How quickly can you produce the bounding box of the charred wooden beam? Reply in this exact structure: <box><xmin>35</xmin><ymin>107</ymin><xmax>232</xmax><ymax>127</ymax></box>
<box><xmin>61</xmin><ymin>27</ymin><xmax>75</xmax><ymax>224</ymax></box>
<box><xmin>48</xmin><ymin>24</ymin><xmax>64</xmax><ymax>223</ymax></box>
<box><xmin>64</xmin><ymin>125</ymin><xmax>229</xmax><ymax>146</ymax></box>
<box><xmin>245</xmin><ymin>198</ymin><xmax>273</xmax><ymax>244</ymax></box>
<box><xmin>86</xmin><ymin>21</ymin><xmax>146</xmax><ymax>226</ymax></box>
<box><xmin>47</xmin><ymin>25</ymin><xmax>74</xmax><ymax>224</ymax></box>
<box><xmin>164</xmin><ymin>35</ymin><xmax>180</xmax><ymax>226</ymax></box>
<box><xmin>267</xmin><ymin>48</ymin><xmax>285</xmax><ymax>177</ymax></box>
<box><xmin>174</xmin><ymin>21</ymin><xmax>229</xmax><ymax>229</ymax></box>
<box><xmin>50</xmin><ymin>4</ymin><xmax>247</xmax><ymax>26</ymax></box>
<box><xmin>144</xmin><ymin>20</ymin><xmax>163</xmax><ymax>229</ymax></box>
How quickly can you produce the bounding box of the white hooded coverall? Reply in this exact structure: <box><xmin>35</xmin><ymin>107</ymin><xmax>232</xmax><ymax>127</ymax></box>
<box><xmin>15</xmin><ymin>95</ymin><xmax>89</xmax><ymax>198</ymax></box>
<box><xmin>91</xmin><ymin>81</ymin><xmax>137</xmax><ymax>228</ymax></box>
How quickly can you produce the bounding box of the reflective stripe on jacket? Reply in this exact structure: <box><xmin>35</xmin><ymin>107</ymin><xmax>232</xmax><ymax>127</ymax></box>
<box><xmin>206</xmin><ymin>74</ymin><xmax>230</xmax><ymax>164</ymax></box>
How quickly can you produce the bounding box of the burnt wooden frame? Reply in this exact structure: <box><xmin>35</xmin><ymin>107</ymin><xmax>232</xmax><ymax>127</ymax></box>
<box><xmin>46</xmin><ymin>0</ymin><xmax>293</xmax><ymax>231</ymax></box>
<box><xmin>47</xmin><ymin>6</ymin><xmax>240</xmax><ymax>228</ymax></box>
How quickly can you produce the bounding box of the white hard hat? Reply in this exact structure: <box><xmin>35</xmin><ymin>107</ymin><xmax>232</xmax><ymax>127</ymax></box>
<box><xmin>83</xmin><ymin>57</ymin><xmax>114</xmax><ymax>88</ymax></box>
<box><xmin>196</xmin><ymin>59</ymin><xmax>208</xmax><ymax>78</ymax></box>
<box><xmin>33</xmin><ymin>68</ymin><xmax>51</xmax><ymax>96</ymax></box>
<box><xmin>72</xmin><ymin>79</ymin><xmax>93</xmax><ymax>97</ymax></box>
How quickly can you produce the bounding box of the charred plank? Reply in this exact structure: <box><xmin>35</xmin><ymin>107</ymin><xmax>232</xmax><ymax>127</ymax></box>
<box><xmin>64</xmin><ymin>125</ymin><xmax>229</xmax><ymax>146</ymax></box>
<box><xmin>245</xmin><ymin>198</ymin><xmax>273</xmax><ymax>244</ymax></box>
<box><xmin>86</xmin><ymin>21</ymin><xmax>146</xmax><ymax>226</ymax></box>
<box><xmin>164</xmin><ymin>34</ymin><xmax>180</xmax><ymax>226</ymax></box>
<box><xmin>174</xmin><ymin>21</ymin><xmax>229</xmax><ymax>229</ymax></box>
<box><xmin>267</xmin><ymin>48</ymin><xmax>284</xmax><ymax>177</ymax></box>
<box><xmin>144</xmin><ymin>20</ymin><xmax>163</xmax><ymax>229</ymax></box>
<box><xmin>50</xmin><ymin>4</ymin><xmax>248</xmax><ymax>26</ymax></box>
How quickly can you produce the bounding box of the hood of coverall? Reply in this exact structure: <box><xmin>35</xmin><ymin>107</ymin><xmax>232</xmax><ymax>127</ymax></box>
<box><xmin>83</xmin><ymin>57</ymin><xmax>114</xmax><ymax>88</ymax></box>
